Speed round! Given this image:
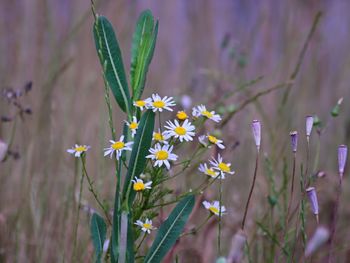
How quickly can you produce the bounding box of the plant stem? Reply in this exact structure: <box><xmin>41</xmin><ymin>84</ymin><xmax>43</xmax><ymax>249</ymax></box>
<box><xmin>241</xmin><ymin>149</ymin><xmax>259</xmax><ymax>229</ymax></box>
<box><xmin>327</xmin><ymin>176</ymin><xmax>342</xmax><ymax>263</ymax></box>
<box><xmin>72</xmin><ymin>157</ymin><xmax>85</xmax><ymax>261</ymax></box>
<box><xmin>218</xmin><ymin>173</ymin><xmax>223</xmax><ymax>255</ymax></box>
<box><xmin>136</xmin><ymin>232</ymin><xmax>147</xmax><ymax>252</ymax></box>
<box><xmin>81</xmin><ymin>157</ymin><xmax>112</xmax><ymax>225</ymax></box>
<box><xmin>286</xmin><ymin>152</ymin><xmax>296</xmax><ymax>225</ymax></box>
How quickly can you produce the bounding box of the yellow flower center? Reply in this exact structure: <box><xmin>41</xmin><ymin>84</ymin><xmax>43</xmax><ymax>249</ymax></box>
<box><xmin>206</xmin><ymin>168</ymin><xmax>217</xmax><ymax>177</ymax></box>
<box><xmin>153</xmin><ymin>100</ymin><xmax>165</xmax><ymax>108</ymax></box>
<box><xmin>143</xmin><ymin>223</ymin><xmax>152</xmax><ymax>229</ymax></box>
<box><xmin>129</xmin><ymin>122</ymin><xmax>138</xmax><ymax>130</ymax></box>
<box><xmin>133</xmin><ymin>181</ymin><xmax>145</xmax><ymax>191</ymax></box>
<box><xmin>155</xmin><ymin>150</ymin><xmax>168</xmax><ymax>160</ymax></box>
<box><xmin>218</xmin><ymin>162</ymin><xmax>230</xmax><ymax>173</ymax></box>
<box><xmin>208</xmin><ymin>135</ymin><xmax>218</xmax><ymax>144</ymax></box>
<box><xmin>154</xmin><ymin>133</ymin><xmax>164</xmax><ymax>141</ymax></box>
<box><xmin>174</xmin><ymin>126</ymin><xmax>187</xmax><ymax>136</ymax></box>
<box><xmin>176</xmin><ymin>111</ymin><xmax>188</xmax><ymax>120</ymax></box>
<box><xmin>112</xmin><ymin>141</ymin><xmax>125</xmax><ymax>150</ymax></box>
<box><xmin>135</xmin><ymin>100</ymin><xmax>146</xmax><ymax>107</ymax></box>
<box><xmin>209</xmin><ymin>206</ymin><xmax>219</xmax><ymax>214</ymax></box>
<box><xmin>202</xmin><ymin>110</ymin><xmax>213</xmax><ymax>118</ymax></box>
<box><xmin>75</xmin><ymin>146</ymin><xmax>87</xmax><ymax>152</ymax></box>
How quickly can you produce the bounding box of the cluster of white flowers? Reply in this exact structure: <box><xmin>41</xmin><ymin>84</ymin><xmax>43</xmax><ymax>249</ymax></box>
<box><xmin>67</xmin><ymin>93</ymin><xmax>230</xmax><ymax>224</ymax></box>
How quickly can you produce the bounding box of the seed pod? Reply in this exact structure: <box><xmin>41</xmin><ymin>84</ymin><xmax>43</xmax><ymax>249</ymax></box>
<box><xmin>338</xmin><ymin>145</ymin><xmax>348</xmax><ymax>177</ymax></box>
<box><xmin>306</xmin><ymin>187</ymin><xmax>319</xmax><ymax>223</ymax></box>
<box><xmin>251</xmin><ymin>120</ymin><xmax>261</xmax><ymax>152</ymax></box>
<box><xmin>290</xmin><ymin>131</ymin><xmax>298</xmax><ymax>153</ymax></box>
<box><xmin>0</xmin><ymin>140</ymin><xmax>8</xmax><ymax>161</ymax></box>
<box><xmin>306</xmin><ymin>115</ymin><xmax>314</xmax><ymax>141</ymax></box>
<box><xmin>228</xmin><ymin>229</ymin><xmax>247</xmax><ymax>263</ymax></box>
<box><xmin>305</xmin><ymin>226</ymin><xmax>330</xmax><ymax>257</ymax></box>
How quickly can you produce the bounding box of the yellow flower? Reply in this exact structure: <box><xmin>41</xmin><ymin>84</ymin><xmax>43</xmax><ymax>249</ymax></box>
<box><xmin>176</xmin><ymin>111</ymin><xmax>188</xmax><ymax>120</ymax></box>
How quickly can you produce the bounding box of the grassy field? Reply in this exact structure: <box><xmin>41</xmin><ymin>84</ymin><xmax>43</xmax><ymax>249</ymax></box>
<box><xmin>1</xmin><ymin>0</ymin><xmax>350</xmax><ymax>262</ymax></box>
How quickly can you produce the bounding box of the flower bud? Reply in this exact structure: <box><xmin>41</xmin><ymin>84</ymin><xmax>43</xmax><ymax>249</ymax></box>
<box><xmin>306</xmin><ymin>187</ymin><xmax>319</xmax><ymax>222</ymax></box>
<box><xmin>338</xmin><ymin>145</ymin><xmax>347</xmax><ymax>177</ymax></box>
<box><xmin>252</xmin><ymin>120</ymin><xmax>261</xmax><ymax>151</ymax></box>
<box><xmin>228</xmin><ymin>229</ymin><xmax>247</xmax><ymax>263</ymax></box>
<box><xmin>306</xmin><ymin>115</ymin><xmax>314</xmax><ymax>140</ymax></box>
<box><xmin>290</xmin><ymin>131</ymin><xmax>298</xmax><ymax>153</ymax></box>
<box><xmin>305</xmin><ymin>226</ymin><xmax>329</xmax><ymax>257</ymax></box>
<box><xmin>0</xmin><ymin>140</ymin><xmax>8</xmax><ymax>162</ymax></box>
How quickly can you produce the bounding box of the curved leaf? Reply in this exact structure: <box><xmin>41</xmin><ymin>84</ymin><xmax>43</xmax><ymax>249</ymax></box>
<box><xmin>144</xmin><ymin>195</ymin><xmax>195</xmax><ymax>263</ymax></box>
<box><xmin>130</xmin><ymin>10</ymin><xmax>158</xmax><ymax>100</ymax></box>
<box><xmin>122</xmin><ymin>110</ymin><xmax>155</xmax><ymax>207</ymax></box>
<box><xmin>94</xmin><ymin>16</ymin><xmax>131</xmax><ymax>114</ymax></box>
<box><xmin>90</xmin><ymin>213</ymin><xmax>107</xmax><ymax>263</ymax></box>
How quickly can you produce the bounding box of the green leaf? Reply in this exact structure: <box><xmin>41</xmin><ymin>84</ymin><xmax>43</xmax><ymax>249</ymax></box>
<box><xmin>144</xmin><ymin>195</ymin><xmax>195</xmax><ymax>263</ymax></box>
<box><xmin>122</xmin><ymin>110</ymin><xmax>155</xmax><ymax>207</ymax></box>
<box><xmin>90</xmin><ymin>213</ymin><xmax>107</xmax><ymax>263</ymax></box>
<box><xmin>130</xmin><ymin>10</ymin><xmax>158</xmax><ymax>100</ymax></box>
<box><xmin>93</xmin><ymin>16</ymin><xmax>131</xmax><ymax>115</ymax></box>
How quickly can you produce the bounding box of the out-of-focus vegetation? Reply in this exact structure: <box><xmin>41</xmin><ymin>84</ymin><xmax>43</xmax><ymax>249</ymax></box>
<box><xmin>1</xmin><ymin>0</ymin><xmax>350</xmax><ymax>262</ymax></box>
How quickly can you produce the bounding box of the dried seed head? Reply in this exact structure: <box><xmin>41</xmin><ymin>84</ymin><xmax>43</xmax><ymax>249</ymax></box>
<box><xmin>305</xmin><ymin>226</ymin><xmax>330</xmax><ymax>257</ymax></box>
<box><xmin>290</xmin><ymin>131</ymin><xmax>298</xmax><ymax>153</ymax></box>
<box><xmin>306</xmin><ymin>187</ymin><xmax>319</xmax><ymax>218</ymax></box>
<box><xmin>306</xmin><ymin>115</ymin><xmax>314</xmax><ymax>140</ymax></box>
<box><xmin>228</xmin><ymin>229</ymin><xmax>247</xmax><ymax>263</ymax></box>
<box><xmin>0</xmin><ymin>140</ymin><xmax>8</xmax><ymax>162</ymax></box>
<box><xmin>251</xmin><ymin>120</ymin><xmax>261</xmax><ymax>152</ymax></box>
<box><xmin>338</xmin><ymin>145</ymin><xmax>348</xmax><ymax>177</ymax></box>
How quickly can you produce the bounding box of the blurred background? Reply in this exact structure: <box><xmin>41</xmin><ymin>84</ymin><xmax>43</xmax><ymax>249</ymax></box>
<box><xmin>1</xmin><ymin>0</ymin><xmax>350</xmax><ymax>262</ymax></box>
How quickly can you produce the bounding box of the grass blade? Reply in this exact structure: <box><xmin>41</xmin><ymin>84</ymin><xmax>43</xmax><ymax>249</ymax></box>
<box><xmin>122</xmin><ymin>110</ymin><xmax>155</xmax><ymax>207</ymax></box>
<box><xmin>93</xmin><ymin>16</ymin><xmax>131</xmax><ymax>115</ymax></box>
<box><xmin>90</xmin><ymin>213</ymin><xmax>107</xmax><ymax>263</ymax></box>
<box><xmin>144</xmin><ymin>195</ymin><xmax>195</xmax><ymax>263</ymax></box>
<box><xmin>130</xmin><ymin>10</ymin><xmax>158</xmax><ymax>100</ymax></box>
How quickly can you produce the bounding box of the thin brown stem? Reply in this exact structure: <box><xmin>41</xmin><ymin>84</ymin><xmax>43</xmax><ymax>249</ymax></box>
<box><xmin>286</xmin><ymin>153</ymin><xmax>296</xmax><ymax>225</ymax></box>
<box><xmin>327</xmin><ymin>176</ymin><xmax>342</xmax><ymax>263</ymax></box>
<box><xmin>241</xmin><ymin>149</ymin><xmax>259</xmax><ymax>230</ymax></box>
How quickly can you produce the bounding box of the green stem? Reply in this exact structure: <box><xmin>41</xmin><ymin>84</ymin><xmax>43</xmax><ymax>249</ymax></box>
<box><xmin>72</xmin><ymin>157</ymin><xmax>85</xmax><ymax>261</ymax></box>
<box><xmin>81</xmin><ymin>157</ymin><xmax>112</xmax><ymax>225</ymax></box>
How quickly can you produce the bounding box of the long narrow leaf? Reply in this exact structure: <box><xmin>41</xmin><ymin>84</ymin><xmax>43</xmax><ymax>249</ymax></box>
<box><xmin>90</xmin><ymin>213</ymin><xmax>107</xmax><ymax>263</ymax></box>
<box><xmin>122</xmin><ymin>110</ymin><xmax>155</xmax><ymax>207</ymax></box>
<box><xmin>144</xmin><ymin>195</ymin><xmax>195</xmax><ymax>263</ymax></box>
<box><xmin>130</xmin><ymin>10</ymin><xmax>158</xmax><ymax>100</ymax></box>
<box><xmin>93</xmin><ymin>16</ymin><xmax>131</xmax><ymax>115</ymax></box>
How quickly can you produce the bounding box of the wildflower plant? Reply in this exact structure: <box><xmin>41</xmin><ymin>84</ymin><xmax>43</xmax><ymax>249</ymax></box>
<box><xmin>65</xmin><ymin>6</ymin><xmax>237</xmax><ymax>263</ymax></box>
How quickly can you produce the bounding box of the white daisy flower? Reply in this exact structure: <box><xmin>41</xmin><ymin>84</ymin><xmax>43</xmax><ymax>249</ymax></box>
<box><xmin>146</xmin><ymin>143</ymin><xmax>178</xmax><ymax>170</ymax></box>
<box><xmin>198</xmin><ymin>163</ymin><xmax>221</xmax><ymax>179</ymax></box>
<box><xmin>134</xmin><ymin>218</ymin><xmax>155</xmax><ymax>234</ymax></box>
<box><xmin>125</xmin><ymin>116</ymin><xmax>139</xmax><ymax>137</ymax></box>
<box><xmin>192</xmin><ymin>104</ymin><xmax>221</xmax><ymax>122</ymax></box>
<box><xmin>67</xmin><ymin>144</ymin><xmax>90</xmax><ymax>157</ymax></box>
<box><xmin>147</xmin><ymin>93</ymin><xmax>176</xmax><ymax>112</ymax></box>
<box><xmin>133</xmin><ymin>98</ymin><xmax>152</xmax><ymax>111</ymax></box>
<box><xmin>132</xmin><ymin>177</ymin><xmax>152</xmax><ymax>191</ymax></box>
<box><xmin>206</xmin><ymin>134</ymin><xmax>225</xmax><ymax>149</ymax></box>
<box><xmin>104</xmin><ymin>135</ymin><xmax>133</xmax><ymax>159</ymax></box>
<box><xmin>202</xmin><ymin>200</ymin><xmax>226</xmax><ymax>216</ymax></box>
<box><xmin>164</xmin><ymin>119</ymin><xmax>195</xmax><ymax>142</ymax></box>
<box><xmin>152</xmin><ymin>129</ymin><xmax>169</xmax><ymax>144</ymax></box>
<box><xmin>210</xmin><ymin>154</ymin><xmax>235</xmax><ymax>176</ymax></box>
